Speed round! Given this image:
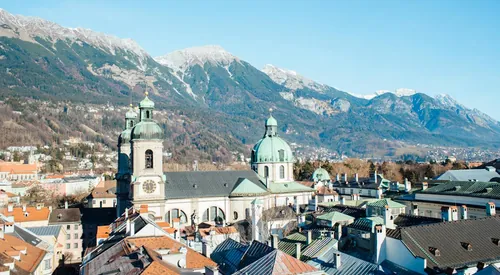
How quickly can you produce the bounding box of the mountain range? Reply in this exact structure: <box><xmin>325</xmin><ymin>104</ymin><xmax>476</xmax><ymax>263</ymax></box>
<box><xmin>0</xmin><ymin>8</ymin><xmax>499</xmax><ymax>160</ymax></box>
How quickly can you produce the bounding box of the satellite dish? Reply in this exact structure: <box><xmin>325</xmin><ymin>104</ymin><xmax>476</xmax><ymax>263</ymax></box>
<box><xmin>177</xmin><ymin>259</ymin><xmax>186</xmax><ymax>268</ymax></box>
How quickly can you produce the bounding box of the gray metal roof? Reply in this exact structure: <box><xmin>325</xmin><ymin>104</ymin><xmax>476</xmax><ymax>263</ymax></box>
<box><xmin>10</xmin><ymin>225</ymin><xmax>43</xmax><ymax>247</ymax></box>
<box><xmin>420</xmin><ymin>180</ymin><xmax>500</xmax><ymax>199</ymax></box>
<box><xmin>163</xmin><ymin>171</ymin><xmax>267</xmax><ymax>199</ymax></box>
<box><xmin>27</xmin><ymin>225</ymin><xmax>62</xmax><ymax>238</ymax></box>
<box><xmin>399</xmin><ymin>216</ymin><xmax>500</xmax><ymax>270</ymax></box>
<box><xmin>211</xmin><ymin>238</ymin><xmax>248</xmax><ymax>274</ymax></box>
<box><xmin>307</xmin><ymin>246</ymin><xmax>382</xmax><ymax>275</ymax></box>
<box><xmin>436</xmin><ymin>169</ymin><xmax>500</xmax><ymax>182</ymax></box>
<box><xmin>49</xmin><ymin>208</ymin><xmax>81</xmax><ymax>224</ymax></box>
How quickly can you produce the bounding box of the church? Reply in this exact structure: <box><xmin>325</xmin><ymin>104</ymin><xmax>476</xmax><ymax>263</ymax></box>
<box><xmin>115</xmin><ymin>93</ymin><xmax>314</xmax><ymax>227</ymax></box>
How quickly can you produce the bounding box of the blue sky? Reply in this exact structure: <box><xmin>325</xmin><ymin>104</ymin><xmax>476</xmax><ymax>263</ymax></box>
<box><xmin>2</xmin><ymin>0</ymin><xmax>500</xmax><ymax>119</ymax></box>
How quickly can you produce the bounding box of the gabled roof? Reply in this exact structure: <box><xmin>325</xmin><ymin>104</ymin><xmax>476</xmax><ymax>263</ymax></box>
<box><xmin>26</xmin><ymin>225</ymin><xmax>62</xmax><ymax>238</ymax></box>
<box><xmin>234</xmin><ymin>249</ymin><xmax>318</xmax><ymax>275</ymax></box>
<box><xmin>163</xmin><ymin>171</ymin><xmax>267</xmax><ymax>199</ymax></box>
<box><xmin>347</xmin><ymin>217</ymin><xmax>384</xmax><ymax>232</ymax></box>
<box><xmin>231</xmin><ymin>178</ymin><xmax>269</xmax><ymax>196</ymax></box>
<box><xmin>49</xmin><ymin>208</ymin><xmax>81</xmax><ymax>224</ymax></box>
<box><xmin>317</xmin><ymin>211</ymin><xmax>354</xmax><ymax>223</ymax></box>
<box><xmin>398</xmin><ymin>216</ymin><xmax>500</xmax><ymax>270</ymax></box>
<box><xmin>211</xmin><ymin>238</ymin><xmax>248</xmax><ymax>275</ymax></box>
<box><xmin>307</xmin><ymin>246</ymin><xmax>381</xmax><ymax>275</ymax></box>
<box><xmin>366</xmin><ymin>198</ymin><xmax>405</xmax><ymax>209</ymax></box>
<box><xmin>0</xmin><ymin>234</ymin><xmax>46</xmax><ymax>273</ymax></box>
<box><xmin>436</xmin><ymin>168</ymin><xmax>500</xmax><ymax>182</ymax></box>
<box><xmin>1</xmin><ymin>206</ymin><xmax>51</xmax><ymax>223</ymax></box>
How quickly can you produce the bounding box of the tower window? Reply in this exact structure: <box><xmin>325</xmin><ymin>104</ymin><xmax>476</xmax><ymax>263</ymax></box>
<box><xmin>279</xmin><ymin>149</ymin><xmax>284</xmax><ymax>162</ymax></box>
<box><xmin>145</xmin><ymin>149</ymin><xmax>153</xmax><ymax>168</ymax></box>
<box><xmin>129</xmin><ymin>121</ymin><xmax>134</xmax><ymax>128</ymax></box>
<box><xmin>280</xmin><ymin>165</ymin><xmax>285</xmax><ymax>179</ymax></box>
<box><xmin>264</xmin><ymin>166</ymin><xmax>269</xmax><ymax>178</ymax></box>
<box><xmin>146</xmin><ymin>111</ymin><xmax>150</xmax><ymax>119</ymax></box>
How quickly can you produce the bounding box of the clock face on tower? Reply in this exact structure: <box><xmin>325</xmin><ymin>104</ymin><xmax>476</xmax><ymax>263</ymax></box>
<box><xmin>142</xmin><ymin>180</ymin><xmax>156</xmax><ymax>194</ymax></box>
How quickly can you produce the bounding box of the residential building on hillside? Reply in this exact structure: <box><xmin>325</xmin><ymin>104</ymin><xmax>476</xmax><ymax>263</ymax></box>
<box><xmin>48</xmin><ymin>204</ymin><xmax>82</xmax><ymax>263</ymax></box>
<box><xmin>86</xmin><ymin>180</ymin><xmax>116</xmax><ymax>208</ymax></box>
<box><xmin>0</xmin><ymin>203</ymin><xmax>51</xmax><ymax>227</ymax></box>
<box><xmin>0</xmin><ymin>162</ymin><xmax>39</xmax><ymax>181</ymax></box>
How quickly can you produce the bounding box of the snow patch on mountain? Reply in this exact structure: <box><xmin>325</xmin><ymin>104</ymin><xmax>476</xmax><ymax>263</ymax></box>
<box><xmin>0</xmin><ymin>8</ymin><xmax>149</xmax><ymax>69</ymax></box>
<box><xmin>262</xmin><ymin>64</ymin><xmax>326</xmax><ymax>92</ymax></box>
<box><xmin>434</xmin><ymin>94</ymin><xmax>465</xmax><ymax>109</ymax></box>
<box><xmin>155</xmin><ymin>45</ymin><xmax>240</xmax><ymax>74</ymax></box>
<box><xmin>349</xmin><ymin>88</ymin><xmax>417</xmax><ymax>100</ymax></box>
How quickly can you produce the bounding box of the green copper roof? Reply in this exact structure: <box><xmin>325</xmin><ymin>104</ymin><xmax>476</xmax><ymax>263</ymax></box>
<box><xmin>367</xmin><ymin>198</ymin><xmax>405</xmax><ymax>209</ymax></box>
<box><xmin>266</xmin><ymin>115</ymin><xmax>278</xmax><ymax>127</ymax></box>
<box><xmin>252</xmin><ymin>136</ymin><xmax>294</xmax><ymax>163</ymax></box>
<box><xmin>119</xmin><ymin>128</ymin><xmax>132</xmax><ymax>145</ymax></box>
<box><xmin>139</xmin><ymin>95</ymin><xmax>155</xmax><ymax>108</ymax></box>
<box><xmin>317</xmin><ymin>211</ymin><xmax>354</xmax><ymax>223</ymax></box>
<box><xmin>312</xmin><ymin>168</ymin><xmax>331</xmax><ymax>182</ymax></box>
<box><xmin>268</xmin><ymin>181</ymin><xmax>314</xmax><ymax>194</ymax></box>
<box><xmin>231</xmin><ymin>178</ymin><xmax>269</xmax><ymax>196</ymax></box>
<box><xmin>131</xmin><ymin>121</ymin><xmax>163</xmax><ymax>140</ymax></box>
<box><xmin>126</xmin><ymin>108</ymin><xmax>138</xmax><ymax>119</ymax></box>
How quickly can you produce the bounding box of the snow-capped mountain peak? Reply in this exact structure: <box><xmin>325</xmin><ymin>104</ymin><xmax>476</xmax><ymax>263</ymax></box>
<box><xmin>155</xmin><ymin>45</ymin><xmax>240</xmax><ymax>73</ymax></box>
<box><xmin>434</xmin><ymin>93</ymin><xmax>464</xmax><ymax>108</ymax></box>
<box><xmin>0</xmin><ymin>9</ymin><xmax>149</xmax><ymax>64</ymax></box>
<box><xmin>349</xmin><ymin>88</ymin><xmax>417</xmax><ymax>100</ymax></box>
<box><xmin>262</xmin><ymin>64</ymin><xmax>325</xmax><ymax>92</ymax></box>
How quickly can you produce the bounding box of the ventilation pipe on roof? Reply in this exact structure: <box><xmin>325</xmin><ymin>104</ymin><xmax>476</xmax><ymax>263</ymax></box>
<box><xmin>307</xmin><ymin>230</ymin><xmax>312</xmax><ymax>245</ymax></box>
<box><xmin>334</xmin><ymin>253</ymin><xmax>341</xmax><ymax>268</ymax></box>
<box><xmin>64</xmin><ymin>201</ymin><xmax>68</xmax><ymax>209</ymax></box>
<box><xmin>130</xmin><ymin>220</ymin><xmax>135</xmax><ymax>236</ymax></box>
<box><xmin>355</xmin><ymin>173</ymin><xmax>359</xmax><ymax>183</ymax></box>
<box><xmin>460</xmin><ymin>205</ymin><xmax>467</xmax><ymax>220</ymax></box>
<box><xmin>486</xmin><ymin>202</ymin><xmax>496</xmax><ymax>216</ymax></box>
<box><xmin>271</xmin><ymin>234</ymin><xmax>279</xmax><ymax>249</ymax></box>
<box><xmin>21</xmin><ymin>204</ymin><xmax>26</xmax><ymax>212</ymax></box>
<box><xmin>126</xmin><ymin>218</ymin><xmax>131</xmax><ymax>235</ymax></box>
<box><xmin>295</xmin><ymin>242</ymin><xmax>301</xmax><ymax>260</ymax></box>
<box><xmin>7</xmin><ymin>204</ymin><xmax>13</xmax><ymax>213</ymax></box>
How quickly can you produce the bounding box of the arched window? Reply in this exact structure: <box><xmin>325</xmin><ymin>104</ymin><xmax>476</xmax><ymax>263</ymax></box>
<box><xmin>233</xmin><ymin>211</ymin><xmax>238</xmax><ymax>220</ymax></box>
<box><xmin>280</xmin><ymin>165</ymin><xmax>285</xmax><ymax>179</ymax></box>
<box><xmin>264</xmin><ymin>166</ymin><xmax>269</xmax><ymax>178</ymax></box>
<box><xmin>146</xmin><ymin>111</ymin><xmax>151</xmax><ymax>119</ymax></box>
<box><xmin>145</xmin><ymin>150</ymin><xmax>153</xmax><ymax>168</ymax></box>
<box><xmin>129</xmin><ymin>121</ymin><xmax>134</xmax><ymax>128</ymax></box>
<box><xmin>166</xmin><ymin>209</ymin><xmax>187</xmax><ymax>224</ymax></box>
<box><xmin>202</xmin><ymin>206</ymin><xmax>226</xmax><ymax>225</ymax></box>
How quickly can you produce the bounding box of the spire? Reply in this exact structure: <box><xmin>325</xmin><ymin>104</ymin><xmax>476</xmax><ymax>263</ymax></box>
<box><xmin>265</xmin><ymin>108</ymin><xmax>278</xmax><ymax>137</ymax></box>
<box><xmin>139</xmin><ymin>91</ymin><xmax>155</xmax><ymax>121</ymax></box>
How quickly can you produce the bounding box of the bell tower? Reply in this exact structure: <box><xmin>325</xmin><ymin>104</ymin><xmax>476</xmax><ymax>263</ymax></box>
<box><xmin>129</xmin><ymin>92</ymin><xmax>166</xmax><ymax>219</ymax></box>
<box><xmin>116</xmin><ymin>105</ymin><xmax>137</xmax><ymax>217</ymax></box>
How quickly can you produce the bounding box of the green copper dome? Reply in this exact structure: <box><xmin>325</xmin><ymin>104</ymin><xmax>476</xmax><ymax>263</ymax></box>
<box><xmin>118</xmin><ymin>129</ymin><xmax>132</xmax><ymax>145</ymax></box>
<box><xmin>139</xmin><ymin>95</ymin><xmax>155</xmax><ymax>109</ymax></box>
<box><xmin>126</xmin><ymin>108</ymin><xmax>138</xmax><ymax>119</ymax></box>
<box><xmin>312</xmin><ymin>168</ymin><xmax>331</xmax><ymax>182</ymax></box>
<box><xmin>252</xmin><ymin>136</ymin><xmax>294</xmax><ymax>163</ymax></box>
<box><xmin>266</xmin><ymin>115</ymin><xmax>278</xmax><ymax>127</ymax></box>
<box><xmin>131</xmin><ymin>121</ymin><xmax>163</xmax><ymax>140</ymax></box>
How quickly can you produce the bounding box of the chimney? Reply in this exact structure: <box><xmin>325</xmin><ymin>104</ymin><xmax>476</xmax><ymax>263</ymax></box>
<box><xmin>450</xmin><ymin>206</ymin><xmax>458</xmax><ymax>221</ymax></box>
<box><xmin>460</xmin><ymin>205</ymin><xmax>467</xmax><ymax>220</ymax></box>
<box><xmin>441</xmin><ymin>206</ymin><xmax>452</xmax><ymax>222</ymax></box>
<box><xmin>355</xmin><ymin>173</ymin><xmax>359</xmax><ymax>182</ymax></box>
<box><xmin>64</xmin><ymin>201</ymin><xmax>68</xmax><ymax>209</ymax></box>
<box><xmin>126</xmin><ymin>219</ymin><xmax>131</xmax><ymax>234</ymax></box>
<box><xmin>404</xmin><ymin>178</ymin><xmax>411</xmax><ymax>192</ymax></box>
<box><xmin>340</xmin><ymin>197</ymin><xmax>345</xmax><ymax>205</ymax></box>
<box><xmin>314</xmin><ymin>195</ymin><xmax>318</xmax><ymax>211</ymax></box>
<box><xmin>36</xmin><ymin>203</ymin><xmax>43</xmax><ymax>210</ymax></box>
<box><xmin>335</xmin><ymin>224</ymin><xmax>342</xmax><ymax>240</ymax></box>
<box><xmin>7</xmin><ymin>204</ymin><xmax>13</xmax><ymax>213</ymax></box>
<box><xmin>49</xmin><ymin>206</ymin><xmax>53</xmax><ymax>213</ymax></box>
<box><xmin>486</xmin><ymin>202</ymin><xmax>496</xmax><ymax>216</ymax></box>
<box><xmin>295</xmin><ymin>243</ymin><xmax>301</xmax><ymax>260</ymax></box>
<box><xmin>205</xmin><ymin>266</ymin><xmax>219</xmax><ymax>275</ymax></box>
<box><xmin>125</xmin><ymin>207</ymin><xmax>129</xmax><ymax>219</ymax></box>
<box><xmin>422</xmin><ymin>182</ymin><xmax>428</xmax><ymax>191</ymax></box>
<box><xmin>383</xmin><ymin>206</ymin><xmax>393</xmax><ymax>229</ymax></box>
<box><xmin>130</xmin><ymin>220</ymin><xmax>135</xmax><ymax>236</ymax></box>
<box><xmin>336</xmin><ymin>174</ymin><xmax>340</xmax><ymax>182</ymax></box>
<box><xmin>373</xmin><ymin>224</ymin><xmax>386</xmax><ymax>264</ymax></box>
<box><xmin>173</xmin><ymin>218</ymin><xmax>181</xmax><ymax>241</ymax></box>
<box><xmin>343</xmin><ymin>173</ymin><xmax>348</xmax><ymax>183</ymax></box>
<box><xmin>272</xmin><ymin>234</ymin><xmax>279</xmax><ymax>249</ymax></box>
<box><xmin>376</xmin><ymin>188</ymin><xmax>382</xmax><ymax>199</ymax></box>
<box><xmin>411</xmin><ymin>204</ymin><xmax>418</xmax><ymax>216</ymax></box>
<box><xmin>295</xmin><ymin>197</ymin><xmax>300</xmax><ymax>214</ymax></box>
<box><xmin>307</xmin><ymin>230</ymin><xmax>312</xmax><ymax>245</ymax></box>
<box><xmin>333</xmin><ymin>253</ymin><xmax>341</xmax><ymax>268</ymax></box>
<box><xmin>22</xmin><ymin>204</ymin><xmax>26</xmax><ymax>212</ymax></box>
<box><xmin>202</xmin><ymin>241</ymin><xmax>212</xmax><ymax>258</ymax></box>
<box><xmin>374</xmin><ymin>171</ymin><xmax>378</xmax><ymax>183</ymax></box>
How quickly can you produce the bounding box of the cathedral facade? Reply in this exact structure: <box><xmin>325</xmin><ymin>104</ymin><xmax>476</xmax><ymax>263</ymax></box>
<box><xmin>116</xmin><ymin>94</ymin><xmax>313</xmax><ymax>228</ymax></box>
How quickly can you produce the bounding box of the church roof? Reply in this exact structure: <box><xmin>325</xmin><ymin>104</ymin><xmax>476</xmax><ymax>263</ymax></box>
<box><xmin>231</xmin><ymin>178</ymin><xmax>269</xmax><ymax>196</ymax></box>
<box><xmin>163</xmin><ymin>171</ymin><xmax>267</xmax><ymax>200</ymax></box>
<box><xmin>312</xmin><ymin>168</ymin><xmax>330</xmax><ymax>182</ymax></box>
<box><xmin>268</xmin><ymin>181</ymin><xmax>314</xmax><ymax>194</ymax></box>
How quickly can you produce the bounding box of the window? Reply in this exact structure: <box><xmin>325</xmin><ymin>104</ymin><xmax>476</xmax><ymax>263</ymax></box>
<box><xmin>66</xmin><ymin>234</ymin><xmax>71</xmax><ymax>240</ymax></box>
<box><xmin>278</xmin><ymin>149</ymin><xmax>284</xmax><ymax>161</ymax></box>
<box><xmin>233</xmin><ymin>211</ymin><xmax>238</xmax><ymax>220</ymax></box>
<box><xmin>74</xmin><ymin>243</ymin><xmax>78</xmax><ymax>248</ymax></box>
<box><xmin>264</xmin><ymin>166</ymin><xmax>269</xmax><ymax>178</ymax></box>
<box><xmin>92</xmin><ymin>200</ymin><xmax>96</xmax><ymax>205</ymax></box>
<box><xmin>129</xmin><ymin>121</ymin><xmax>134</xmax><ymax>128</ymax></box>
<box><xmin>66</xmin><ymin>244</ymin><xmax>70</xmax><ymax>249</ymax></box>
<box><xmin>103</xmin><ymin>200</ymin><xmax>106</xmax><ymax>204</ymax></box>
<box><xmin>146</xmin><ymin>110</ymin><xmax>150</xmax><ymax>119</ymax></box>
<box><xmin>145</xmin><ymin>149</ymin><xmax>153</xmax><ymax>168</ymax></box>
<box><xmin>44</xmin><ymin>259</ymin><xmax>51</xmax><ymax>270</ymax></box>
<box><xmin>67</xmin><ymin>225</ymin><xmax>70</xmax><ymax>230</ymax></box>
<box><xmin>74</xmin><ymin>233</ymin><xmax>78</xmax><ymax>239</ymax></box>
<box><xmin>166</xmin><ymin>209</ymin><xmax>188</xmax><ymax>224</ymax></box>
<box><xmin>280</xmin><ymin>165</ymin><xmax>285</xmax><ymax>179</ymax></box>
<box><xmin>74</xmin><ymin>224</ymin><xmax>79</xmax><ymax>230</ymax></box>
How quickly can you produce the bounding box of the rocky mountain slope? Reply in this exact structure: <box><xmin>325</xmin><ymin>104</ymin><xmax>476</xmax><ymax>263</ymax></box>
<box><xmin>0</xmin><ymin>8</ymin><xmax>499</xmax><ymax>160</ymax></box>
